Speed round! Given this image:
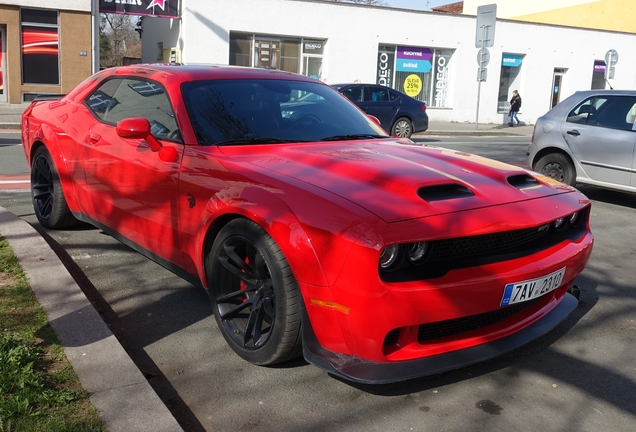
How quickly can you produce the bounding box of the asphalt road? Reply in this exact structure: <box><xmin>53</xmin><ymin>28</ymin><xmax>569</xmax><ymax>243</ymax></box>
<box><xmin>2</xmin><ymin>133</ymin><xmax>636</xmax><ymax>431</ymax></box>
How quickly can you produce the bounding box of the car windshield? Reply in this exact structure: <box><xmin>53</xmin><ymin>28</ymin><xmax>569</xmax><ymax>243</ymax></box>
<box><xmin>181</xmin><ymin>79</ymin><xmax>388</xmax><ymax>145</ymax></box>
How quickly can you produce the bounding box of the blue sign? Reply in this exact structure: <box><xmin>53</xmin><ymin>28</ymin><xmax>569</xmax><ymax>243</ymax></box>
<box><xmin>396</xmin><ymin>59</ymin><xmax>432</xmax><ymax>73</ymax></box>
<box><xmin>502</xmin><ymin>55</ymin><xmax>522</xmax><ymax>68</ymax></box>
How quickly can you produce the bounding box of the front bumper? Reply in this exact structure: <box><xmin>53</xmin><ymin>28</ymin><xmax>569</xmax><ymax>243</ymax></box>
<box><xmin>303</xmin><ymin>292</ymin><xmax>578</xmax><ymax>384</ymax></box>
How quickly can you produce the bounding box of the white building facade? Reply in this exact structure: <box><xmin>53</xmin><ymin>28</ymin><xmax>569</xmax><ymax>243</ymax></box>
<box><xmin>141</xmin><ymin>0</ymin><xmax>636</xmax><ymax>124</ymax></box>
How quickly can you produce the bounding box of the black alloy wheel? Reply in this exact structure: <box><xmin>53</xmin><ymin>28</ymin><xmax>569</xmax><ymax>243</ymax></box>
<box><xmin>30</xmin><ymin>146</ymin><xmax>77</xmax><ymax>229</ymax></box>
<box><xmin>207</xmin><ymin>218</ymin><xmax>302</xmax><ymax>365</ymax></box>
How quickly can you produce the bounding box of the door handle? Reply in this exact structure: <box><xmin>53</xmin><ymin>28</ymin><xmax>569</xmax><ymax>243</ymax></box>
<box><xmin>566</xmin><ymin>130</ymin><xmax>580</xmax><ymax>136</ymax></box>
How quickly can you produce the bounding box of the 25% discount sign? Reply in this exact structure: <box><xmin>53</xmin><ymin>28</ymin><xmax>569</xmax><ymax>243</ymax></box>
<box><xmin>403</xmin><ymin>74</ymin><xmax>422</xmax><ymax>97</ymax></box>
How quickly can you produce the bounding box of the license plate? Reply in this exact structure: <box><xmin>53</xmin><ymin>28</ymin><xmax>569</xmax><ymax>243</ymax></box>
<box><xmin>500</xmin><ymin>267</ymin><xmax>566</xmax><ymax>307</ymax></box>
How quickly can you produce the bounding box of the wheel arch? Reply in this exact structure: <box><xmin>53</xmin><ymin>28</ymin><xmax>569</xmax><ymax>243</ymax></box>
<box><xmin>531</xmin><ymin>146</ymin><xmax>575</xmax><ymax>173</ymax></box>
<box><xmin>196</xmin><ymin>194</ymin><xmax>332</xmax><ymax>290</ymax></box>
<box><xmin>28</xmin><ymin>126</ymin><xmax>81</xmax><ymax>213</ymax></box>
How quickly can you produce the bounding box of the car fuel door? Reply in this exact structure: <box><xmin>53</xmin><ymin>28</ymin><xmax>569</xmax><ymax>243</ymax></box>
<box><xmin>80</xmin><ymin>78</ymin><xmax>186</xmax><ymax>266</ymax></box>
<box><xmin>561</xmin><ymin>95</ymin><xmax>636</xmax><ymax>187</ymax></box>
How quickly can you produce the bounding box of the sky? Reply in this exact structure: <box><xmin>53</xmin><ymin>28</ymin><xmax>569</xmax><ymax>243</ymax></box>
<box><xmin>384</xmin><ymin>0</ymin><xmax>454</xmax><ymax>11</ymax></box>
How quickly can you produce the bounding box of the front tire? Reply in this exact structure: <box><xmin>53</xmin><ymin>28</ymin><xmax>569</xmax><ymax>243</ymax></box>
<box><xmin>30</xmin><ymin>146</ymin><xmax>77</xmax><ymax>229</ymax></box>
<box><xmin>534</xmin><ymin>153</ymin><xmax>576</xmax><ymax>186</ymax></box>
<box><xmin>206</xmin><ymin>219</ymin><xmax>302</xmax><ymax>365</ymax></box>
<box><xmin>391</xmin><ymin>117</ymin><xmax>413</xmax><ymax>138</ymax></box>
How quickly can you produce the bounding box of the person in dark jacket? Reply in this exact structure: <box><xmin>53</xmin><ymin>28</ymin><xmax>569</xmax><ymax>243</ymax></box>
<box><xmin>509</xmin><ymin>90</ymin><xmax>521</xmax><ymax>126</ymax></box>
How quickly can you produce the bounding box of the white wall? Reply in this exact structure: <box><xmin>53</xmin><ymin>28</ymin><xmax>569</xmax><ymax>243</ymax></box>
<box><xmin>142</xmin><ymin>0</ymin><xmax>636</xmax><ymax>124</ymax></box>
<box><xmin>0</xmin><ymin>0</ymin><xmax>90</xmax><ymax>12</ymax></box>
<box><xmin>462</xmin><ymin>0</ymin><xmax>600</xmax><ymax>17</ymax></box>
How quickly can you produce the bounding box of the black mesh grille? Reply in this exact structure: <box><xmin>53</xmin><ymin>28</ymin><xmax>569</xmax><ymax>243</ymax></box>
<box><xmin>383</xmin><ymin>329</ymin><xmax>400</xmax><ymax>346</ymax></box>
<box><xmin>380</xmin><ymin>206</ymin><xmax>589</xmax><ymax>282</ymax></box>
<box><xmin>429</xmin><ymin>225</ymin><xmax>550</xmax><ymax>262</ymax></box>
<box><xmin>417</xmin><ymin>298</ymin><xmax>540</xmax><ymax>343</ymax></box>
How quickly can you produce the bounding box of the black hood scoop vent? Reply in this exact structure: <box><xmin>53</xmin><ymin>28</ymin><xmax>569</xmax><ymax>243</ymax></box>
<box><xmin>508</xmin><ymin>174</ymin><xmax>541</xmax><ymax>191</ymax></box>
<box><xmin>418</xmin><ymin>183</ymin><xmax>474</xmax><ymax>202</ymax></box>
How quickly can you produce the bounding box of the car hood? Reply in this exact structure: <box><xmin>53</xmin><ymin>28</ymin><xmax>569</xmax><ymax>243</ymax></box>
<box><xmin>223</xmin><ymin>140</ymin><xmax>572</xmax><ymax>223</ymax></box>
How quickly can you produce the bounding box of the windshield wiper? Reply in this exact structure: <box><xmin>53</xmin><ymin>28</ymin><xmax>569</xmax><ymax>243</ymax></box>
<box><xmin>215</xmin><ymin>137</ymin><xmax>302</xmax><ymax>146</ymax></box>
<box><xmin>320</xmin><ymin>134</ymin><xmax>390</xmax><ymax>141</ymax></box>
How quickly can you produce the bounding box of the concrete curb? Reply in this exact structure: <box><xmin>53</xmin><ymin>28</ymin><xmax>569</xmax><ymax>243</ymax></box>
<box><xmin>0</xmin><ymin>207</ymin><xmax>183</xmax><ymax>432</ymax></box>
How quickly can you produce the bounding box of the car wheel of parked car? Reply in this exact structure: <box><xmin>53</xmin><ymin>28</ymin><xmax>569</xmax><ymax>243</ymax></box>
<box><xmin>30</xmin><ymin>146</ymin><xmax>77</xmax><ymax>229</ymax></box>
<box><xmin>207</xmin><ymin>218</ymin><xmax>303</xmax><ymax>365</ymax></box>
<box><xmin>535</xmin><ymin>153</ymin><xmax>576</xmax><ymax>186</ymax></box>
<box><xmin>391</xmin><ymin>117</ymin><xmax>413</xmax><ymax>138</ymax></box>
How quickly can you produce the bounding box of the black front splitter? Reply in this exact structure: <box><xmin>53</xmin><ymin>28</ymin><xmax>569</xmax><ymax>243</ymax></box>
<box><xmin>302</xmin><ymin>293</ymin><xmax>578</xmax><ymax>385</ymax></box>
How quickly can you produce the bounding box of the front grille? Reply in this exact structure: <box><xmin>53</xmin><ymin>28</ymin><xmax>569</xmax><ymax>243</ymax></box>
<box><xmin>380</xmin><ymin>206</ymin><xmax>589</xmax><ymax>282</ymax></box>
<box><xmin>417</xmin><ymin>297</ymin><xmax>540</xmax><ymax>343</ymax></box>
<box><xmin>430</xmin><ymin>225</ymin><xmax>549</xmax><ymax>262</ymax></box>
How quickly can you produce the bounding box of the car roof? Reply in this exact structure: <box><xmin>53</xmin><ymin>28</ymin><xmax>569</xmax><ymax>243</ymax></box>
<box><xmin>571</xmin><ymin>89</ymin><xmax>636</xmax><ymax>97</ymax></box>
<box><xmin>100</xmin><ymin>63</ymin><xmax>320</xmax><ymax>83</ymax></box>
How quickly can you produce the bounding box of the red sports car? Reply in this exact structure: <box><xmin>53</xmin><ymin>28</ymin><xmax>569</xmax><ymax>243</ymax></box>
<box><xmin>21</xmin><ymin>65</ymin><xmax>593</xmax><ymax>384</ymax></box>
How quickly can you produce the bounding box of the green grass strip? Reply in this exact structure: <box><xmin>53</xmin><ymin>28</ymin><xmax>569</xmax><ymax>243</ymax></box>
<box><xmin>0</xmin><ymin>235</ymin><xmax>106</xmax><ymax>432</ymax></box>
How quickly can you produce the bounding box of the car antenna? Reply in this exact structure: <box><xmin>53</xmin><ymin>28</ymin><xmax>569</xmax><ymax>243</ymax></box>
<box><xmin>605</xmin><ymin>79</ymin><xmax>614</xmax><ymax>90</ymax></box>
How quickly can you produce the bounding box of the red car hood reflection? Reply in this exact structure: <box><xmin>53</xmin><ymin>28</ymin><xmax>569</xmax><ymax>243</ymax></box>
<box><xmin>226</xmin><ymin>140</ymin><xmax>566</xmax><ymax>223</ymax></box>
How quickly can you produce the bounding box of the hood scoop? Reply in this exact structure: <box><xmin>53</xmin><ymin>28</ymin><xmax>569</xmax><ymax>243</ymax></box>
<box><xmin>418</xmin><ymin>183</ymin><xmax>474</xmax><ymax>202</ymax></box>
<box><xmin>508</xmin><ymin>174</ymin><xmax>541</xmax><ymax>191</ymax></box>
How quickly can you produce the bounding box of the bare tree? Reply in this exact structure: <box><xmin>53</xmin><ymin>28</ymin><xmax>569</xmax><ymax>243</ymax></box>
<box><xmin>100</xmin><ymin>14</ymin><xmax>141</xmax><ymax>68</ymax></box>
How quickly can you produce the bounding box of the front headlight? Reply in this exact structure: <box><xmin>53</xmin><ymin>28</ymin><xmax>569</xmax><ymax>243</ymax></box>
<box><xmin>379</xmin><ymin>244</ymin><xmax>401</xmax><ymax>270</ymax></box>
<box><xmin>408</xmin><ymin>242</ymin><xmax>429</xmax><ymax>264</ymax></box>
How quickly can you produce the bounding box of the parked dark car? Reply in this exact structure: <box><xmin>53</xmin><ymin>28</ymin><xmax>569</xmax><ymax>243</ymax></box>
<box><xmin>332</xmin><ymin>83</ymin><xmax>428</xmax><ymax>138</ymax></box>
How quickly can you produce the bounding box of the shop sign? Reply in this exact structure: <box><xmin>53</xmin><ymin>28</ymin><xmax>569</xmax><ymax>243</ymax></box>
<box><xmin>396</xmin><ymin>46</ymin><xmax>432</xmax><ymax>73</ymax></box>
<box><xmin>593</xmin><ymin>60</ymin><xmax>606</xmax><ymax>73</ymax></box>
<box><xmin>377</xmin><ymin>48</ymin><xmax>395</xmax><ymax>87</ymax></box>
<box><xmin>501</xmin><ymin>54</ymin><xmax>522</xmax><ymax>67</ymax></box>
<box><xmin>397</xmin><ymin>59</ymin><xmax>432</xmax><ymax>73</ymax></box>
<box><xmin>403</xmin><ymin>74</ymin><xmax>422</xmax><ymax>97</ymax></box>
<box><xmin>99</xmin><ymin>0</ymin><xmax>180</xmax><ymax>18</ymax></box>
<box><xmin>434</xmin><ymin>54</ymin><xmax>449</xmax><ymax>107</ymax></box>
<box><xmin>304</xmin><ymin>40</ymin><xmax>324</xmax><ymax>55</ymax></box>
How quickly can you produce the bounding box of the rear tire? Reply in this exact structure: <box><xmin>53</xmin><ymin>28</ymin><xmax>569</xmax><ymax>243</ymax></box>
<box><xmin>391</xmin><ymin>117</ymin><xmax>413</xmax><ymax>138</ymax></box>
<box><xmin>534</xmin><ymin>153</ymin><xmax>576</xmax><ymax>186</ymax></box>
<box><xmin>30</xmin><ymin>146</ymin><xmax>78</xmax><ymax>229</ymax></box>
<box><xmin>206</xmin><ymin>218</ymin><xmax>302</xmax><ymax>365</ymax></box>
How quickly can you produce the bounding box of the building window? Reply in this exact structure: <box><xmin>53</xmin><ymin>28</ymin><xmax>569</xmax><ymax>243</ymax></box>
<box><xmin>377</xmin><ymin>45</ymin><xmax>454</xmax><ymax>108</ymax></box>
<box><xmin>497</xmin><ymin>53</ymin><xmax>524</xmax><ymax>113</ymax></box>
<box><xmin>229</xmin><ymin>32</ymin><xmax>305</xmax><ymax>74</ymax></box>
<box><xmin>21</xmin><ymin>8</ymin><xmax>59</xmax><ymax>85</ymax></box>
<box><xmin>591</xmin><ymin>60</ymin><xmax>606</xmax><ymax>90</ymax></box>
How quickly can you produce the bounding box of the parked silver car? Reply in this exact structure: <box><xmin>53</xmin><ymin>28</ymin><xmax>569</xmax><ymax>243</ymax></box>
<box><xmin>527</xmin><ymin>90</ymin><xmax>636</xmax><ymax>193</ymax></box>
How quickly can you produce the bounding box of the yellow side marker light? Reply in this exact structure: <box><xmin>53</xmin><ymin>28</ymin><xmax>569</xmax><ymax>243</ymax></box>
<box><xmin>309</xmin><ymin>298</ymin><xmax>351</xmax><ymax>315</ymax></box>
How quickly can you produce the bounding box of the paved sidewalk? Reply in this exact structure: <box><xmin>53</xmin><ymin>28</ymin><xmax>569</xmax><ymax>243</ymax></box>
<box><xmin>0</xmin><ymin>207</ymin><xmax>183</xmax><ymax>432</ymax></box>
<box><xmin>422</xmin><ymin>120</ymin><xmax>534</xmax><ymax>137</ymax></box>
<box><xmin>0</xmin><ymin>103</ymin><xmax>27</xmax><ymax>127</ymax></box>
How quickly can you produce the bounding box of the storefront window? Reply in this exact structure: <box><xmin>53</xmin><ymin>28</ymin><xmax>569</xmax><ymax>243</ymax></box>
<box><xmin>377</xmin><ymin>44</ymin><xmax>454</xmax><ymax>107</ymax></box>
<box><xmin>497</xmin><ymin>53</ymin><xmax>524</xmax><ymax>113</ymax></box>
<box><xmin>591</xmin><ymin>60</ymin><xmax>606</xmax><ymax>90</ymax></box>
<box><xmin>21</xmin><ymin>8</ymin><xmax>59</xmax><ymax>85</ymax></box>
<box><xmin>229</xmin><ymin>33</ymin><xmax>251</xmax><ymax>67</ymax></box>
<box><xmin>303</xmin><ymin>40</ymin><xmax>324</xmax><ymax>80</ymax></box>
<box><xmin>229</xmin><ymin>32</ymin><xmax>306</xmax><ymax>74</ymax></box>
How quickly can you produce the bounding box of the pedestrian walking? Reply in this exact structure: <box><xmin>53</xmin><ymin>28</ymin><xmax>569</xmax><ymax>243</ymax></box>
<box><xmin>509</xmin><ymin>90</ymin><xmax>521</xmax><ymax>126</ymax></box>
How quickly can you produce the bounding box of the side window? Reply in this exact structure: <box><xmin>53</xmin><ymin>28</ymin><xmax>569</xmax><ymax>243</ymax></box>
<box><xmin>388</xmin><ymin>90</ymin><xmax>399</xmax><ymax>101</ymax></box>
<box><xmin>101</xmin><ymin>78</ymin><xmax>181</xmax><ymax>141</ymax></box>
<box><xmin>368</xmin><ymin>87</ymin><xmax>389</xmax><ymax>102</ymax></box>
<box><xmin>342</xmin><ymin>86</ymin><xmax>363</xmax><ymax>103</ymax></box>
<box><xmin>85</xmin><ymin>79</ymin><xmax>122</xmax><ymax>120</ymax></box>
<box><xmin>586</xmin><ymin>96</ymin><xmax>636</xmax><ymax>131</ymax></box>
